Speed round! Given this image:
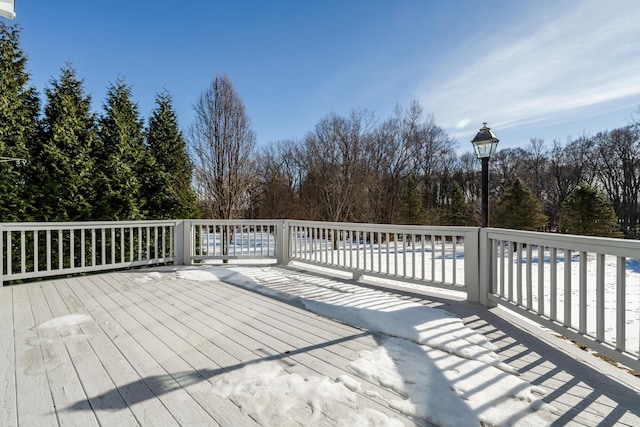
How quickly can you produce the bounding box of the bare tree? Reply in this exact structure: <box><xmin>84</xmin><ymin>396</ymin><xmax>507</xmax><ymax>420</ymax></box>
<box><xmin>253</xmin><ymin>140</ymin><xmax>303</xmax><ymax>219</ymax></box>
<box><xmin>547</xmin><ymin>136</ymin><xmax>593</xmax><ymax>226</ymax></box>
<box><xmin>298</xmin><ymin>109</ymin><xmax>376</xmax><ymax>222</ymax></box>
<box><xmin>404</xmin><ymin>101</ymin><xmax>458</xmax><ymax>211</ymax></box>
<box><xmin>189</xmin><ymin>74</ymin><xmax>256</xmax><ymax>219</ymax></box>
<box><xmin>591</xmin><ymin>127</ymin><xmax>640</xmax><ymax>238</ymax></box>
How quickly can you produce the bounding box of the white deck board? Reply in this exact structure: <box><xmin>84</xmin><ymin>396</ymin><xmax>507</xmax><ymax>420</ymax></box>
<box><xmin>3</xmin><ymin>265</ymin><xmax>639</xmax><ymax>426</ymax></box>
<box><xmin>0</xmin><ymin>277</ymin><xmax>17</xmax><ymax>427</ymax></box>
<box><xmin>12</xmin><ymin>285</ymin><xmax>57</xmax><ymax>427</ymax></box>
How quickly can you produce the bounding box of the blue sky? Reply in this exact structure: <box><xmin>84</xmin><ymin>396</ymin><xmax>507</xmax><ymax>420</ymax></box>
<box><xmin>10</xmin><ymin>0</ymin><xmax>640</xmax><ymax>153</ymax></box>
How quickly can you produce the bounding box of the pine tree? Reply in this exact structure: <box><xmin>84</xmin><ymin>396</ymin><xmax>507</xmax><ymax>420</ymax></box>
<box><xmin>31</xmin><ymin>64</ymin><xmax>96</xmax><ymax>221</ymax></box>
<box><xmin>92</xmin><ymin>78</ymin><xmax>145</xmax><ymax>220</ymax></box>
<box><xmin>143</xmin><ymin>89</ymin><xmax>197</xmax><ymax>219</ymax></box>
<box><xmin>493</xmin><ymin>178</ymin><xmax>548</xmax><ymax>230</ymax></box>
<box><xmin>438</xmin><ymin>182</ymin><xmax>475</xmax><ymax>226</ymax></box>
<box><xmin>398</xmin><ymin>177</ymin><xmax>427</xmax><ymax>225</ymax></box>
<box><xmin>0</xmin><ymin>23</ymin><xmax>39</xmax><ymax>221</ymax></box>
<box><xmin>557</xmin><ymin>182</ymin><xmax>623</xmax><ymax>237</ymax></box>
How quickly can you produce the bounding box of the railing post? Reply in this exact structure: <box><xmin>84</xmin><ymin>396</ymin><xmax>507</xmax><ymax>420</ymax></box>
<box><xmin>277</xmin><ymin>220</ymin><xmax>290</xmax><ymax>265</ymax></box>
<box><xmin>174</xmin><ymin>220</ymin><xmax>192</xmax><ymax>265</ymax></box>
<box><xmin>478</xmin><ymin>228</ymin><xmax>495</xmax><ymax>307</ymax></box>
<box><xmin>464</xmin><ymin>228</ymin><xmax>480</xmax><ymax>303</ymax></box>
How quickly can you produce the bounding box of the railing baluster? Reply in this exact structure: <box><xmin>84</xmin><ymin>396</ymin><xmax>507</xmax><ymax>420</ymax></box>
<box><xmin>550</xmin><ymin>247</ymin><xmax>557</xmax><ymax>320</ymax></box>
<box><xmin>441</xmin><ymin>235</ymin><xmax>445</xmax><ymax>283</ymax></box>
<box><xmin>70</xmin><ymin>229</ymin><xmax>75</xmax><ymax>269</ymax></box>
<box><xmin>526</xmin><ymin>244</ymin><xmax>532</xmax><ymax>310</ymax></box>
<box><xmin>499</xmin><ymin>240</ymin><xmax>505</xmax><ymax>297</ymax></box>
<box><xmin>564</xmin><ymin>249</ymin><xmax>572</xmax><ymax>327</ymax></box>
<box><xmin>402</xmin><ymin>234</ymin><xmax>407</xmax><ymax>277</ymax></box>
<box><xmin>46</xmin><ymin>229</ymin><xmax>51</xmax><ymax>272</ymax></box>
<box><xmin>537</xmin><ymin>245</ymin><xmax>544</xmax><ymax>314</ymax></box>
<box><xmin>7</xmin><ymin>231</ymin><xmax>12</xmax><ymax>275</ymax></box>
<box><xmin>58</xmin><ymin>229</ymin><xmax>64</xmax><ymax>270</ymax></box>
<box><xmin>154</xmin><ymin>226</ymin><xmax>158</xmax><ymax>260</ymax></box>
<box><xmin>33</xmin><ymin>230</ymin><xmax>38</xmax><ymax>273</ymax></box>
<box><xmin>516</xmin><ymin>242</ymin><xmax>523</xmax><ymax>306</ymax></box>
<box><xmin>508</xmin><ymin>243</ymin><xmax>514</xmax><ymax>300</ymax></box>
<box><xmin>101</xmin><ymin>228</ymin><xmax>106</xmax><ymax>265</ymax></box>
<box><xmin>430</xmin><ymin>236</ymin><xmax>435</xmax><ymax>282</ymax></box>
<box><xmin>596</xmin><ymin>253</ymin><xmax>605</xmax><ymax>341</ymax></box>
<box><xmin>579</xmin><ymin>251</ymin><xmax>588</xmax><ymax>333</ymax></box>
<box><xmin>20</xmin><ymin>230</ymin><xmax>25</xmax><ymax>274</ymax></box>
<box><xmin>111</xmin><ymin>228</ymin><xmax>116</xmax><ymax>264</ymax></box>
<box><xmin>616</xmin><ymin>256</ymin><xmax>626</xmax><ymax>352</ymax></box>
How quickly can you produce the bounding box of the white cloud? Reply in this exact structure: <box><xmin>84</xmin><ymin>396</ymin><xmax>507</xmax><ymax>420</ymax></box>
<box><xmin>419</xmin><ymin>0</ymin><xmax>640</xmax><ymax>139</ymax></box>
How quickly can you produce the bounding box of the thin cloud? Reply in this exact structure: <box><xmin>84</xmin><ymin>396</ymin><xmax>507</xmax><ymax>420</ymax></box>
<box><xmin>419</xmin><ymin>0</ymin><xmax>640</xmax><ymax>138</ymax></box>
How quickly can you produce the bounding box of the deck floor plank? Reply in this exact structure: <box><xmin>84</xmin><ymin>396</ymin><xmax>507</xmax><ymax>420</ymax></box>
<box><xmin>52</xmin><ymin>278</ymin><xmax>182</xmax><ymax>427</ymax></box>
<box><xmin>30</xmin><ymin>283</ymin><xmax>100</xmax><ymax>427</ymax></box>
<box><xmin>73</xmin><ymin>274</ymin><xmax>226</xmax><ymax>427</ymax></box>
<box><xmin>0</xmin><ymin>284</ymin><xmax>17</xmax><ymax>427</ymax></box>
<box><xmin>87</xmin><ymin>273</ymin><xmax>261</xmax><ymax>427</ymax></box>
<box><xmin>12</xmin><ymin>285</ymin><xmax>58</xmax><ymax>427</ymax></box>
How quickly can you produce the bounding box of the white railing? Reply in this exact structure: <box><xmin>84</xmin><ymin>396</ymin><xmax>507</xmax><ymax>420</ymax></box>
<box><xmin>287</xmin><ymin>220</ymin><xmax>480</xmax><ymax>297</ymax></box>
<box><xmin>481</xmin><ymin>228</ymin><xmax>640</xmax><ymax>372</ymax></box>
<box><xmin>182</xmin><ymin>220</ymin><xmax>282</xmax><ymax>264</ymax></box>
<box><xmin>1</xmin><ymin>221</ymin><xmax>176</xmax><ymax>282</ymax></box>
<box><xmin>2</xmin><ymin>219</ymin><xmax>638</xmax><ymax>371</ymax></box>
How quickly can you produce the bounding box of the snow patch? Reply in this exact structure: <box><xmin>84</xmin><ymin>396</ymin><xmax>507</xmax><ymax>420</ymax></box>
<box><xmin>210</xmin><ymin>361</ymin><xmax>403</xmax><ymax>426</ymax></box>
<box><xmin>37</xmin><ymin>314</ymin><xmax>92</xmax><ymax>330</ymax></box>
<box><xmin>134</xmin><ymin>271</ymin><xmax>164</xmax><ymax>283</ymax></box>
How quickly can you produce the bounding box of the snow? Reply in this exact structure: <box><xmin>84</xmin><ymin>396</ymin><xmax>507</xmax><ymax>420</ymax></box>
<box><xmin>174</xmin><ymin>266</ymin><xmax>558</xmax><ymax>426</ymax></box>
<box><xmin>34</xmin><ymin>313</ymin><xmax>93</xmax><ymax>344</ymax></box>
<box><xmin>36</xmin><ymin>313</ymin><xmax>92</xmax><ymax>330</ymax></box>
<box><xmin>210</xmin><ymin>360</ymin><xmax>404</xmax><ymax>426</ymax></box>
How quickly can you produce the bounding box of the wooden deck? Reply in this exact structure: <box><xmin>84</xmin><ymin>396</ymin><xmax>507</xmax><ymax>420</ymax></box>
<box><xmin>1</xmin><ymin>265</ymin><xmax>639</xmax><ymax>426</ymax></box>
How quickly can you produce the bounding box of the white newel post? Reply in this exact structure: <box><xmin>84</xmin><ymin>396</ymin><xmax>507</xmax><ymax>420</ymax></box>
<box><xmin>464</xmin><ymin>228</ymin><xmax>480</xmax><ymax>303</ymax></box>
<box><xmin>277</xmin><ymin>220</ymin><xmax>290</xmax><ymax>265</ymax></box>
<box><xmin>478</xmin><ymin>228</ymin><xmax>495</xmax><ymax>307</ymax></box>
<box><xmin>174</xmin><ymin>220</ymin><xmax>192</xmax><ymax>265</ymax></box>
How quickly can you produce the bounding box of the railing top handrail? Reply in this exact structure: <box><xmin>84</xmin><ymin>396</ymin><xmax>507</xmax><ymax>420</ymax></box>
<box><xmin>484</xmin><ymin>227</ymin><xmax>640</xmax><ymax>253</ymax></box>
<box><xmin>287</xmin><ymin>219</ymin><xmax>480</xmax><ymax>234</ymax></box>
<box><xmin>0</xmin><ymin>219</ymin><xmax>178</xmax><ymax>230</ymax></box>
<box><xmin>188</xmin><ymin>219</ymin><xmax>284</xmax><ymax>226</ymax></box>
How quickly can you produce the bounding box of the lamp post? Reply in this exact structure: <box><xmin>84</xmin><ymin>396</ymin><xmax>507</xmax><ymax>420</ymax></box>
<box><xmin>471</xmin><ymin>123</ymin><xmax>499</xmax><ymax>227</ymax></box>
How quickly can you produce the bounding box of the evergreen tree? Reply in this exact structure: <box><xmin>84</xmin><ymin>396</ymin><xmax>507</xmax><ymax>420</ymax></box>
<box><xmin>438</xmin><ymin>182</ymin><xmax>475</xmax><ymax>226</ymax></box>
<box><xmin>493</xmin><ymin>178</ymin><xmax>548</xmax><ymax>230</ymax></box>
<box><xmin>92</xmin><ymin>78</ymin><xmax>145</xmax><ymax>220</ymax></box>
<box><xmin>0</xmin><ymin>23</ymin><xmax>39</xmax><ymax>221</ymax></box>
<box><xmin>143</xmin><ymin>89</ymin><xmax>197</xmax><ymax>219</ymax></box>
<box><xmin>557</xmin><ymin>182</ymin><xmax>623</xmax><ymax>237</ymax></box>
<box><xmin>398</xmin><ymin>177</ymin><xmax>427</xmax><ymax>225</ymax></box>
<box><xmin>31</xmin><ymin>64</ymin><xmax>96</xmax><ymax>221</ymax></box>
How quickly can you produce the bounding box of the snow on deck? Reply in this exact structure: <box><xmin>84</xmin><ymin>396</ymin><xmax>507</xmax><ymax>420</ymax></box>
<box><xmin>1</xmin><ymin>265</ymin><xmax>639</xmax><ymax>426</ymax></box>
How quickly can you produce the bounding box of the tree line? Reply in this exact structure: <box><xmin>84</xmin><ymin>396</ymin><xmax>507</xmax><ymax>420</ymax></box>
<box><xmin>240</xmin><ymin>107</ymin><xmax>635</xmax><ymax>238</ymax></box>
<box><xmin>190</xmin><ymin>74</ymin><xmax>637</xmax><ymax>239</ymax></box>
<box><xmin>1</xmin><ymin>23</ymin><xmax>197</xmax><ymax>222</ymax></box>
<box><xmin>2</xmin><ymin>23</ymin><xmax>638</xmax><ymax>239</ymax></box>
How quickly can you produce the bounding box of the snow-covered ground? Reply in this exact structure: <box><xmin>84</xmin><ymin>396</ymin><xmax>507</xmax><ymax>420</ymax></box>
<box><xmin>171</xmin><ymin>265</ymin><xmax>559</xmax><ymax>426</ymax></box>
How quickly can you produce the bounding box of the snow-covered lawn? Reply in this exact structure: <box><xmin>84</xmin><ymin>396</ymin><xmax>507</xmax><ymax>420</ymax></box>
<box><xmin>173</xmin><ymin>265</ymin><xmax>558</xmax><ymax>426</ymax></box>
